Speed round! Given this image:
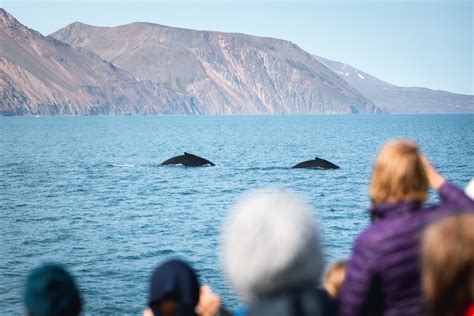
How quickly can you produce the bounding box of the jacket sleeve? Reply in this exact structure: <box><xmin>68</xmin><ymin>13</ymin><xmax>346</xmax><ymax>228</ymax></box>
<box><xmin>339</xmin><ymin>231</ymin><xmax>379</xmax><ymax>316</ymax></box>
<box><xmin>437</xmin><ymin>181</ymin><xmax>474</xmax><ymax>211</ymax></box>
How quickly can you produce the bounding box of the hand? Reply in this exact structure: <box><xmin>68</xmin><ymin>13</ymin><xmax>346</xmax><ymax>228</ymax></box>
<box><xmin>143</xmin><ymin>307</ymin><xmax>154</xmax><ymax>316</ymax></box>
<box><xmin>195</xmin><ymin>285</ymin><xmax>221</xmax><ymax>316</ymax></box>
<box><xmin>420</xmin><ymin>155</ymin><xmax>445</xmax><ymax>190</ymax></box>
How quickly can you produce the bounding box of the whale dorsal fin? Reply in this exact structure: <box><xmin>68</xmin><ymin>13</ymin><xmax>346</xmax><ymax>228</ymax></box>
<box><xmin>184</xmin><ymin>152</ymin><xmax>190</xmax><ymax>155</ymax></box>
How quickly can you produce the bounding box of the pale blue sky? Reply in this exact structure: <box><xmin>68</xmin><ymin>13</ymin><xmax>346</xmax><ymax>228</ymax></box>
<box><xmin>1</xmin><ymin>0</ymin><xmax>472</xmax><ymax>94</ymax></box>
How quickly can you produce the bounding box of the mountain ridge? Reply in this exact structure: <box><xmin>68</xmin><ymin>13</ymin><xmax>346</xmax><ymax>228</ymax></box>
<box><xmin>5</xmin><ymin>7</ymin><xmax>470</xmax><ymax>115</ymax></box>
<box><xmin>0</xmin><ymin>8</ymin><xmax>201</xmax><ymax>115</ymax></box>
<box><xmin>50</xmin><ymin>19</ymin><xmax>383</xmax><ymax>114</ymax></box>
<box><xmin>314</xmin><ymin>55</ymin><xmax>474</xmax><ymax>114</ymax></box>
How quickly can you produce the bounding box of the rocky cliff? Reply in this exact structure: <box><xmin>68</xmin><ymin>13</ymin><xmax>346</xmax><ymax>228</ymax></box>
<box><xmin>314</xmin><ymin>56</ymin><xmax>474</xmax><ymax>114</ymax></box>
<box><xmin>0</xmin><ymin>9</ymin><xmax>200</xmax><ymax>115</ymax></box>
<box><xmin>50</xmin><ymin>21</ymin><xmax>383</xmax><ymax>114</ymax></box>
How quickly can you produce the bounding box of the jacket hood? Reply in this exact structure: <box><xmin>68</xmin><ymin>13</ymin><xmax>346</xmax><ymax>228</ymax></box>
<box><xmin>148</xmin><ymin>259</ymin><xmax>200</xmax><ymax>316</ymax></box>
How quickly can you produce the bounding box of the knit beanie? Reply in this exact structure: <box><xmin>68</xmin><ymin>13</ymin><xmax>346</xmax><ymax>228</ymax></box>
<box><xmin>24</xmin><ymin>263</ymin><xmax>82</xmax><ymax>316</ymax></box>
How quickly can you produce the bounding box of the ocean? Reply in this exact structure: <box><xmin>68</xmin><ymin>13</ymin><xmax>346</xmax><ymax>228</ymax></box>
<box><xmin>1</xmin><ymin>115</ymin><xmax>473</xmax><ymax>315</ymax></box>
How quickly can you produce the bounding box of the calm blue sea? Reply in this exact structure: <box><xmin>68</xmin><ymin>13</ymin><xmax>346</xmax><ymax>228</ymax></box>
<box><xmin>0</xmin><ymin>115</ymin><xmax>473</xmax><ymax>315</ymax></box>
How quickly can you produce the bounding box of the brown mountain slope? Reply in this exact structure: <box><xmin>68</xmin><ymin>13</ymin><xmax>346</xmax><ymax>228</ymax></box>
<box><xmin>0</xmin><ymin>9</ymin><xmax>199</xmax><ymax>115</ymax></box>
<box><xmin>51</xmin><ymin>21</ymin><xmax>384</xmax><ymax>114</ymax></box>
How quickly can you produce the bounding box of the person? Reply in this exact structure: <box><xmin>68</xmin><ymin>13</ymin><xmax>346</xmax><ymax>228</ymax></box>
<box><xmin>323</xmin><ymin>260</ymin><xmax>347</xmax><ymax>299</ymax></box>
<box><xmin>144</xmin><ymin>259</ymin><xmax>229</xmax><ymax>316</ymax></box>
<box><xmin>421</xmin><ymin>213</ymin><xmax>474</xmax><ymax>316</ymax></box>
<box><xmin>23</xmin><ymin>263</ymin><xmax>83</xmax><ymax>316</ymax></box>
<box><xmin>221</xmin><ymin>188</ymin><xmax>337</xmax><ymax>316</ymax></box>
<box><xmin>340</xmin><ymin>140</ymin><xmax>474</xmax><ymax>316</ymax></box>
<box><xmin>465</xmin><ymin>178</ymin><xmax>474</xmax><ymax>200</ymax></box>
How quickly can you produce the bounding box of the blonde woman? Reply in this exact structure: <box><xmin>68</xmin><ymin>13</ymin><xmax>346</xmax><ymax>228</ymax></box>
<box><xmin>340</xmin><ymin>140</ymin><xmax>474</xmax><ymax>316</ymax></box>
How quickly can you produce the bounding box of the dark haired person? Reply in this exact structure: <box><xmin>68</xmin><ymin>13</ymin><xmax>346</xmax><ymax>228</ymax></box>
<box><xmin>144</xmin><ymin>259</ymin><xmax>230</xmax><ymax>316</ymax></box>
<box><xmin>340</xmin><ymin>140</ymin><xmax>474</xmax><ymax>316</ymax></box>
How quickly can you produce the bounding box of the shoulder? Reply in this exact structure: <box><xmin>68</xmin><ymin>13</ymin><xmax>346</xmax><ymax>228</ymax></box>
<box><xmin>247</xmin><ymin>288</ymin><xmax>338</xmax><ymax>316</ymax></box>
<box><xmin>311</xmin><ymin>288</ymin><xmax>339</xmax><ymax>315</ymax></box>
<box><xmin>346</xmin><ymin>226</ymin><xmax>383</xmax><ymax>276</ymax></box>
<box><xmin>353</xmin><ymin>224</ymin><xmax>384</xmax><ymax>253</ymax></box>
<box><xmin>350</xmin><ymin>221</ymin><xmax>401</xmax><ymax>267</ymax></box>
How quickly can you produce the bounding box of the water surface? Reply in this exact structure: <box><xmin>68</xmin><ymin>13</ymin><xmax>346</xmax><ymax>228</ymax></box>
<box><xmin>1</xmin><ymin>115</ymin><xmax>473</xmax><ymax>315</ymax></box>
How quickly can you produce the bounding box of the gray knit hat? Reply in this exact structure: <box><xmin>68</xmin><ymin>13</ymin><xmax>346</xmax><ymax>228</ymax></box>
<box><xmin>221</xmin><ymin>188</ymin><xmax>324</xmax><ymax>303</ymax></box>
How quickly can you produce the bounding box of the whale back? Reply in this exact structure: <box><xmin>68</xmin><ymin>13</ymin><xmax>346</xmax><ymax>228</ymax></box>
<box><xmin>292</xmin><ymin>157</ymin><xmax>339</xmax><ymax>169</ymax></box>
<box><xmin>161</xmin><ymin>152</ymin><xmax>215</xmax><ymax>167</ymax></box>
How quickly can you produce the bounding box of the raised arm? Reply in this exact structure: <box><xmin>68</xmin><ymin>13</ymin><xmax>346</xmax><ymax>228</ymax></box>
<box><xmin>420</xmin><ymin>155</ymin><xmax>445</xmax><ymax>190</ymax></box>
<box><xmin>421</xmin><ymin>155</ymin><xmax>474</xmax><ymax>209</ymax></box>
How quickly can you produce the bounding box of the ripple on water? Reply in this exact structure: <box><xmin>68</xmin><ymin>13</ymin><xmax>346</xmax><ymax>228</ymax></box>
<box><xmin>1</xmin><ymin>115</ymin><xmax>473</xmax><ymax>315</ymax></box>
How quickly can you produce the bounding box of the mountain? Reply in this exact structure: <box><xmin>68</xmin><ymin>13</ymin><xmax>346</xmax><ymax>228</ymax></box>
<box><xmin>314</xmin><ymin>56</ymin><xmax>474</xmax><ymax>114</ymax></box>
<box><xmin>50</xmin><ymin>21</ymin><xmax>383</xmax><ymax>114</ymax></box>
<box><xmin>0</xmin><ymin>9</ymin><xmax>199</xmax><ymax>115</ymax></box>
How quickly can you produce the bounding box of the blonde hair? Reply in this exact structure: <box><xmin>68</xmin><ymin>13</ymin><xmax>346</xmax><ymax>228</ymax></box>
<box><xmin>421</xmin><ymin>213</ymin><xmax>474</xmax><ymax>316</ymax></box>
<box><xmin>323</xmin><ymin>260</ymin><xmax>347</xmax><ymax>298</ymax></box>
<box><xmin>370</xmin><ymin>140</ymin><xmax>428</xmax><ymax>204</ymax></box>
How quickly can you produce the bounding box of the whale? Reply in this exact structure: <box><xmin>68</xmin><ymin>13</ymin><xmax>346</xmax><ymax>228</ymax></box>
<box><xmin>292</xmin><ymin>157</ymin><xmax>339</xmax><ymax>169</ymax></box>
<box><xmin>161</xmin><ymin>152</ymin><xmax>215</xmax><ymax>167</ymax></box>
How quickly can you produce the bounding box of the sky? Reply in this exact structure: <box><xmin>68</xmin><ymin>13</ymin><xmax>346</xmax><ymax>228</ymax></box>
<box><xmin>1</xmin><ymin>0</ymin><xmax>472</xmax><ymax>95</ymax></box>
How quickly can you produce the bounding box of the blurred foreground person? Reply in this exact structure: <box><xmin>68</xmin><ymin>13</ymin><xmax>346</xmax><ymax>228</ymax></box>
<box><xmin>23</xmin><ymin>263</ymin><xmax>82</xmax><ymax>316</ymax></box>
<box><xmin>341</xmin><ymin>140</ymin><xmax>474</xmax><ymax>316</ymax></box>
<box><xmin>221</xmin><ymin>189</ymin><xmax>337</xmax><ymax>316</ymax></box>
<box><xmin>323</xmin><ymin>260</ymin><xmax>347</xmax><ymax>299</ymax></box>
<box><xmin>421</xmin><ymin>213</ymin><xmax>474</xmax><ymax>316</ymax></box>
<box><xmin>144</xmin><ymin>259</ymin><xmax>229</xmax><ymax>316</ymax></box>
<box><xmin>465</xmin><ymin>178</ymin><xmax>474</xmax><ymax>200</ymax></box>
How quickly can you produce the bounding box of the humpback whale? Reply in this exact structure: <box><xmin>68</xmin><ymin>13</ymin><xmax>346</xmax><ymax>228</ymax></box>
<box><xmin>292</xmin><ymin>157</ymin><xmax>339</xmax><ymax>169</ymax></box>
<box><xmin>161</xmin><ymin>152</ymin><xmax>215</xmax><ymax>167</ymax></box>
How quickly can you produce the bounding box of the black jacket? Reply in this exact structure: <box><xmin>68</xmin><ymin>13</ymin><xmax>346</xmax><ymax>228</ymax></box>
<box><xmin>246</xmin><ymin>288</ymin><xmax>338</xmax><ymax>316</ymax></box>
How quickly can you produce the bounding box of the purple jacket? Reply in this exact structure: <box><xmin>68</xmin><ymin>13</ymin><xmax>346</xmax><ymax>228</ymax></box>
<box><xmin>340</xmin><ymin>182</ymin><xmax>474</xmax><ymax>316</ymax></box>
